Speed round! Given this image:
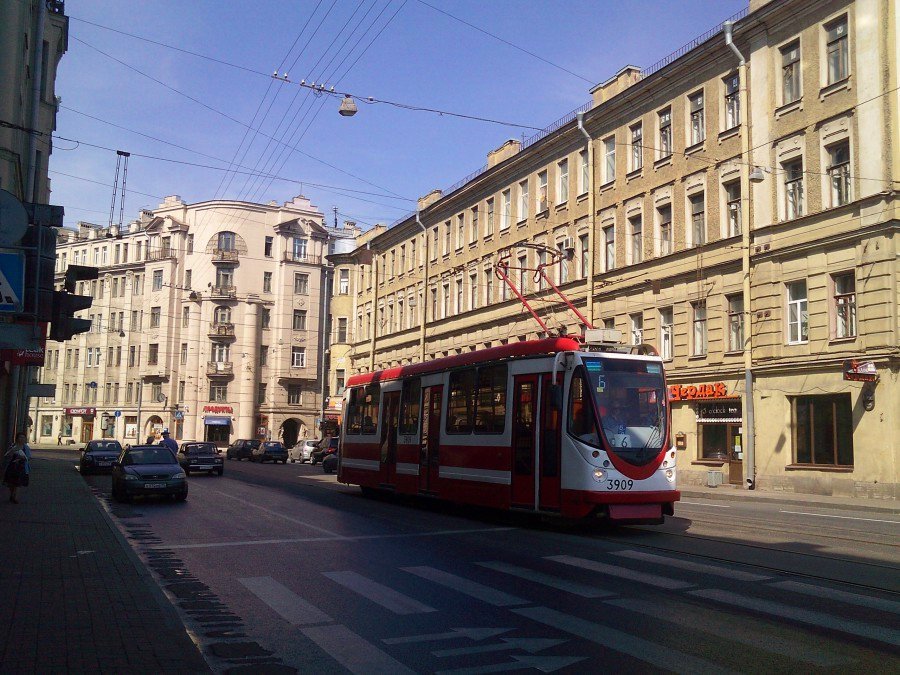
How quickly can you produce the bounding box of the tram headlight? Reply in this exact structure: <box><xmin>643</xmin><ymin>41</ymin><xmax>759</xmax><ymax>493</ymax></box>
<box><xmin>592</xmin><ymin>468</ymin><xmax>606</xmax><ymax>482</ymax></box>
<box><xmin>665</xmin><ymin>468</ymin><xmax>675</xmax><ymax>482</ymax></box>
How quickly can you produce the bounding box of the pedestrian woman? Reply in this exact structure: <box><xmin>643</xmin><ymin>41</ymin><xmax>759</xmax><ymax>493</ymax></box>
<box><xmin>3</xmin><ymin>432</ymin><xmax>32</xmax><ymax>504</ymax></box>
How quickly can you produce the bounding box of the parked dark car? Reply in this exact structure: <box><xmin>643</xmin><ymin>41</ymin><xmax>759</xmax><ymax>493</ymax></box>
<box><xmin>226</xmin><ymin>439</ymin><xmax>260</xmax><ymax>461</ymax></box>
<box><xmin>311</xmin><ymin>437</ymin><xmax>339</xmax><ymax>465</ymax></box>
<box><xmin>252</xmin><ymin>441</ymin><xmax>288</xmax><ymax>464</ymax></box>
<box><xmin>111</xmin><ymin>445</ymin><xmax>187</xmax><ymax>503</ymax></box>
<box><xmin>322</xmin><ymin>450</ymin><xmax>338</xmax><ymax>474</ymax></box>
<box><xmin>178</xmin><ymin>441</ymin><xmax>224</xmax><ymax>476</ymax></box>
<box><xmin>79</xmin><ymin>439</ymin><xmax>123</xmax><ymax>474</ymax></box>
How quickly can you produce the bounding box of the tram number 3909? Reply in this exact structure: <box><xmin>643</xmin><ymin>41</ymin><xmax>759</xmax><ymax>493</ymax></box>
<box><xmin>607</xmin><ymin>479</ymin><xmax>634</xmax><ymax>491</ymax></box>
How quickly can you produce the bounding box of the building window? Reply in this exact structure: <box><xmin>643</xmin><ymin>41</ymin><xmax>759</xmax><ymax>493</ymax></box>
<box><xmin>535</xmin><ymin>171</ymin><xmax>548</xmax><ymax>213</ymax></box>
<box><xmin>291</xmin><ymin>347</ymin><xmax>306</xmax><ymax>368</ymax></box>
<box><xmin>833</xmin><ymin>272</ymin><xmax>856</xmax><ymax>339</ymax></box>
<box><xmin>781</xmin><ymin>40</ymin><xmax>801</xmax><ymax>104</ymax></box>
<box><xmin>444</xmin><ymin>221</ymin><xmax>451</xmax><ymax>254</ymax></box>
<box><xmin>469</xmin><ymin>273</ymin><xmax>478</xmax><ymax>310</ymax></box>
<box><xmin>724</xmin><ymin>74</ymin><xmax>740</xmax><ymax>130</ymax></box>
<box><xmin>442</xmin><ymin>283</ymin><xmax>450</xmax><ymax>318</ymax></box>
<box><xmin>430</xmin><ymin>228</ymin><xmax>438</xmax><ymax>260</ymax></box>
<box><xmin>630</xmin><ymin>123</ymin><xmax>643</xmax><ymax>171</ymax></box>
<box><xmin>603</xmin><ymin>137</ymin><xmax>616</xmax><ymax>183</ymax></box>
<box><xmin>150</xmin><ymin>306</ymin><xmax>161</xmax><ymax>328</ymax></box>
<box><xmin>181</xmin><ymin>307</ymin><xmax>189</xmax><ymax>327</ymax></box>
<box><xmin>689</xmin><ymin>91</ymin><xmax>705</xmax><ymax>145</ymax></box>
<box><xmin>287</xmin><ymin>386</ymin><xmax>302</xmax><ymax>405</ymax></box>
<box><xmin>210</xmin><ymin>384</ymin><xmax>228</xmax><ymax>402</ymax></box>
<box><xmin>152</xmin><ymin>269</ymin><xmax>162</xmax><ymax>291</ymax></box>
<box><xmin>784</xmin><ymin>159</ymin><xmax>804</xmax><ymax>219</ymax></box>
<box><xmin>214</xmin><ymin>306</ymin><xmax>231</xmax><ymax>324</ymax></box>
<box><xmin>261</xmin><ymin>307</ymin><xmax>270</xmax><ymax>329</ymax></box>
<box><xmin>292</xmin><ymin>309</ymin><xmax>307</xmax><ymax>331</ymax></box>
<box><xmin>603</xmin><ymin>225</ymin><xmax>615</xmax><ymax>271</ymax></box>
<box><xmin>259</xmin><ymin>345</ymin><xmax>268</xmax><ymax>367</ymax></box>
<box><xmin>292</xmin><ymin>237</ymin><xmax>307</xmax><ymax>260</ymax></box>
<box><xmin>470</xmin><ymin>207</ymin><xmax>479</xmax><ymax>243</ymax></box>
<box><xmin>294</xmin><ymin>273</ymin><xmax>309</xmax><ymax>294</ymax></box>
<box><xmin>336</xmin><ymin>369</ymin><xmax>346</xmax><ymax>394</ymax></box>
<box><xmin>827</xmin><ymin>142</ymin><xmax>851</xmax><ymax>207</ymax></box>
<box><xmin>264</xmin><ymin>236</ymin><xmax>273</xmax><ymax>257</ymax></box>
<box><xmin>148</xmin><ymin>343</ymin><xmax>159</xmax><ymax>365</ymax></box>
<box><xmin>486</xmin><ymin>198</ymin><xmax>494</xmax><ymax>235</ymax></box>
<box><xmin>578</xmin><ymin>149</ymin><xmax>589</xmax><ymax>195</ymax></box>
<box><xmin>690</xmin><ymin>193</ymin><xmax>706</xmax><ymax>246</ymax></box>
<box><xmin>786</xmin><ymin>280</ymin><xmax>809</xmax><ymax>344</ymax></box>
<box><xmin>211</xmin><ymin>342</ymin><xmax>230</xmax><ymax>362</ymax></box>
<box><xmin>180</xmin><ymin>343</ymin><xmax>188</xmax><ymax>365</ymax></box>
<box><xmin>484</xmin><ymin>270</ymin><xmax>493</xmax><ymax>306</ymax></box>
<box><xmin>629</xmin><ymin>215</ymin><xmax>642</xmax><ymax>265</ymax></box>
<box><xmin>456</xmin><ymin>215</ymin><xmax>465</xmax><ymax>249</ymax></box>
<box><xmin>629</xmin><ymin>313</ymin><xmax>643</xmax><ymax>345</ymax></box>
<box><xmin>557</xmin><ymin>159</ymin><xmax>569</xmax><ymax>204</ymax></box>
<box><xmin>825</xmin><ymin>16</ymin><xmax>849</xmax><ymax>84</ymax></box>
<box><xmin>658</xmin><ymin>204</ymin><xmax>673</xmax><ymax>255</ymax></box>
<box><xmin>257</xmin><ymin>383</ymin><xmax>266</xmax><ymax>405</ymax></box>
<box><xmin>579</xmin><ymin>234</ymin><xmax>589</xmax><ymax>279</ymax></box>
<box><xmin>217</xmin><ymin>231</ymin><xmax>235</xmax><ymax>251</ymax></box>
<box><xmin>263</xmin><ymin>271</ymin><xmax>272</xmax><ymax>293</ymax></box>
<box><xmin>215</xmin><ymin>268</ymin><xmax>233</xmax><ymax>289</ymax></box>
<box><xmin>658</xmin><ymin>108</ymin><xmax>672</xmax><ymax>158</ymax></box>
<box><xmin>659</xmin><ymin>307</ymin><xmax>673</xmax><ymax>360</ymax></box>
<box><xmin>793</xmin><ymin>394</ymin><xmax>853</xmax><ymax>466</ymax></box>
<box><xmin>727</xmin><ymin>295</ymin><xmax>744</xmax><ymax>352</ymax></box>
<box><xmin>518</xmin><ymin>179</ymin><xmax>529</xmax><ymax>221</ymax></box>
<box><xmin>501</xmin><ymin>189</ymin><xmax>511</xmax><ymax>230</ymax></box>
<box><xmin>692</xmin><ymin>302</ymin><xmax>707</xmax><ymax>356</ymax></box>
<box><xmin>725</xmin><ymin>181</ymin><xmax>741</xmax><ymax>236</ymax></box>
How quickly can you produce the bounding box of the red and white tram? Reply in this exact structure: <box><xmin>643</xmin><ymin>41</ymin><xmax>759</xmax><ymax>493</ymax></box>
<box><xmin>338</xmin><ymin>335</ymin><xmax>679</xmax><ymax>524</ymax></box>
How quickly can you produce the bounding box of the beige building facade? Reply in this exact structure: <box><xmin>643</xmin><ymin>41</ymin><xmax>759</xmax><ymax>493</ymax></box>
<box><xmin>345</xmin><ymin>0</ymin><xmax>899</xmax><ymax>499</ymax></box>
<box><xmin>35</xmin><ymin>195</ymin><xmax>336</xmax><ymax>448</ymax></box>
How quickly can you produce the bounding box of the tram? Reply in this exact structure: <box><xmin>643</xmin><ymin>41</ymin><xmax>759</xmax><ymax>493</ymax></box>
<box><xmin>338</xmin><ymin>332</ymin><xmax>678</xmax><ymax>524</ymax></box>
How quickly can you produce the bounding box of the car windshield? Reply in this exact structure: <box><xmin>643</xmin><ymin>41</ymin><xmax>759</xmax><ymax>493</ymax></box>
<box><xmin>185</xmin><ymin>444</ymin><xmax>216</xmax><ymax>455</ymax></box>
<box><xmin>88</xmin><ymin>441</ymin><xmax>122</xmax><ymax>452</ymax></box>
<box><xmin>263</xmin><ymin>442</ymin><xmax>283</xmax><ymax>450</ymax></box>
<box><xmin>124</xmin><ymin>447</ymin><xmax>177</xmax><ymax>465</ymax></box>
<box><xmin>581</xmin><ymin>356</ymin><xmax>668</xmax><ymax>465</ymax></box>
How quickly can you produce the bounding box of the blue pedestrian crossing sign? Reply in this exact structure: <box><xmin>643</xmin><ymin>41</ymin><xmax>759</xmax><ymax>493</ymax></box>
<box><xmin>114</xmin><ymin>410</ymin><xmax>122</xmax><ymax>418</ymax></box>
<box><xmin>0</xmin><ymin>251</ymin><xmax>25</xmax><ymax>313</ymax></box>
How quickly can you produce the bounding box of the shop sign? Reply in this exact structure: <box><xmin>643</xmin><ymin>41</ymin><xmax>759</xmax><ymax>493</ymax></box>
<box><xmin>843</xmin><ymin>359</ymin><xmax>877</xmax><ymax>382</ymax></box>
<box><xmin>256</xmin><ymin>426</ymin><xmax>267</xmax><ymax>437</ymax></box>
<box><xmin>64</xmin><ymin>407</ymin><xmax>96</xmax><ymax>417</ymax></box>
<box><xmin>202</xmin><ymin>405</ymin><xmax>234</xmax><ymax>414</ymax></box>
<box><xmin>668</xmin><ymin>382</ymin><xmax>731</xmax><ymax>401</ymax></box>
<box><xmin>1</xmin><ymin>347</ymin><xmax>45</xmax><ymax>366</ymax></box>
<box><xmin>697</xmin><ymin>401</ymin><xmax>742</xmax><ymax>421</ymax></box>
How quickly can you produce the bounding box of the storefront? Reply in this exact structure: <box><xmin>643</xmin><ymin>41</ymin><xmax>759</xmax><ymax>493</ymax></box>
<box><xmin>65</xmin><ymin>407</ymin><xmax>96</xmax><ymax>443</ymax></box>
<box><xmin>202</xmin><ymin>405</ymin><xmax>234</xmax><ymax>445</ymax></box>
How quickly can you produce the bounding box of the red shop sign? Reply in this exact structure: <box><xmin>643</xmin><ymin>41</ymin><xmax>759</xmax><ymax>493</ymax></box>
<box><xmin>668</xmin><ymin>382</ymin><xmax>733</xmax><ymax>401</ymax></box>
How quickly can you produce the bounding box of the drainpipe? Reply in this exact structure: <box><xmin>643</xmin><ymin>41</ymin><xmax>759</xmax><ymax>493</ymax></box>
<box><xmin>368</xmin><ymin>244</ymin><xmax>379</xmax><ymax>373</ymax></box>
<box><xmin>725</xmin><ymin>20</ymin><xmax>755</xmax><ymax>490</ymax></box>
<box><xmin>416</xmin><ymin>211</ymin><xmax>428</xmax><ymax>362</ymax></box>
<box><xmin>576</xmin><ymin>112</ymin><xmax>596</xmax><ymax>328</ymax></box>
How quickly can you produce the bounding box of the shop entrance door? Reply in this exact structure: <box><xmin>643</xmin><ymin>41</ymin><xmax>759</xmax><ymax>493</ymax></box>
<box><xmin>727</xmin><ymin>425</ymin><xmax>743</xmax><ymax>484</ymax></box>
<box><xmin>80</xmin><ymin>421</ymin><xmax>94</xmax><ymax>443</ymax></box>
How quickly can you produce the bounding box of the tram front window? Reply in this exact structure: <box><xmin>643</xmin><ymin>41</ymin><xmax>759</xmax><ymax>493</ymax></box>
<box><xmin>583</xmin><ymin>357</ymin><xmax>667</xmax><ymax>465</ymax></box>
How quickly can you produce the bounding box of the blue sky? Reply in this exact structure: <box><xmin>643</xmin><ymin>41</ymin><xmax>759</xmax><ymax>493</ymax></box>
<box><xmin>52</xmin><ymin>0</ymin><xmax>746</xmax><ymax>231</ymax></box>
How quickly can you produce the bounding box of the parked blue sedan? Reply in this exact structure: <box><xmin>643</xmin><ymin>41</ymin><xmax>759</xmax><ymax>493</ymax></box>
<box><xmin>111</xmin><ymin>445</ymin><xmax>187</xmax><ymax>503</ymax></box>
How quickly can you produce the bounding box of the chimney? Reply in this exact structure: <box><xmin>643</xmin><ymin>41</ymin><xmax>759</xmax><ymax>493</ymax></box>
<box><xmin>590</xmin><ymin>65</ymin><xmax>643</xmax><ymax>107</ymax></box>
<box><xmin>417</xmin><ymin>190</ymin><xmax>443</xmax><ymax>211</ymax></box>
<box><xmin>487</xmin><ymin>139</ymin><xmax>522</xmax><ymax>168</ymax></box>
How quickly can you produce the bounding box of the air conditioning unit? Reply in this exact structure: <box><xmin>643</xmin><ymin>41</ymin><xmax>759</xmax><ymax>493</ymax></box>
<box><xmin>562</xmin><ymin>237</ymin><xmax>575</xmax><ymax>250</ymax></box>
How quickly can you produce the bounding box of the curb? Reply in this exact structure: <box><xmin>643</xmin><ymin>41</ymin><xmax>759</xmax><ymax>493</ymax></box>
<box><xmin>679</xmin><ymin>488</ymin><xmax>899</xmax><ymax>514</ymax></box>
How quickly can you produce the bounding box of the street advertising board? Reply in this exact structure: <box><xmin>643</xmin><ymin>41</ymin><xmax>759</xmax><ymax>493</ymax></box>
<box><xmin>843</xmin><ymin>359</ymin><xmax>878</xmax><ymax>382</ymax></box>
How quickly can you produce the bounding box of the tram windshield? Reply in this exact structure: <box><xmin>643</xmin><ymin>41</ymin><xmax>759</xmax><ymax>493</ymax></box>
<box><xmin>582</xmin><ymin>357</ymin><xmax>668</xmax><ymax>465</ymax></box>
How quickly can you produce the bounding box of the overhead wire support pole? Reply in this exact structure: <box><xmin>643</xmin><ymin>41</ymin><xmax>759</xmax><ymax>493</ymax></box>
<box><xmin>108</xmin><ymin>152</ymin><xmax>122</xmax><ymax>229</ymax></box>
<box><xmin>117</xmin><ymin>151</ymin><xmax>130</xmax><ymax>230</ymax></box>
<box><xmin>494</xmin><ymin>257</ymin><xmax>549</xmax><ymax>335</ymax></box>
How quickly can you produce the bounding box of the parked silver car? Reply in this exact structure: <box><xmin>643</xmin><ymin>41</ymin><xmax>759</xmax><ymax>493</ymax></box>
<box><xmin>289</xmin><ymin>439</ymin><xmax>319</xmax><ymax>463</ymax></box>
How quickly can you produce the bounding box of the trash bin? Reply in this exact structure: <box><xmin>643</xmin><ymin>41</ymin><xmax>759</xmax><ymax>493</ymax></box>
<box><xmin>707</xmin><ymin>470</ymin><xmax>724</xmax><ymax>487</ymax></box>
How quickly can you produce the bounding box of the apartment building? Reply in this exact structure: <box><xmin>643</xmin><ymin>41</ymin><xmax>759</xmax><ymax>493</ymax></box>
<box><xmin>35</xmin><ymin>195</ymin><xmax>334</xmax><ymax>448</ymax></box>
<box><xmin>343</xmin><ymin>0</ymin><xmax>899</xmax><ymax>499</ymax></box>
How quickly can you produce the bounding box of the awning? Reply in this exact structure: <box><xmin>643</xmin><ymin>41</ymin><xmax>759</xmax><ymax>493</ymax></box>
<box><xmin>696</xmin><ymin>417</ymin><xmax>742</xmax><ymax>423</ymax></box>
<box><xmin>204</xmin><ymin>416</ymin><xmax>231</xmax><ymax>426</ymax></box>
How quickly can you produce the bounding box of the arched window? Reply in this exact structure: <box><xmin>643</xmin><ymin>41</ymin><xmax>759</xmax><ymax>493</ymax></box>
<box><xmin>214</xmin><ymin>306</ymin><xmax>232</xmax><ymax>324</ymax></box>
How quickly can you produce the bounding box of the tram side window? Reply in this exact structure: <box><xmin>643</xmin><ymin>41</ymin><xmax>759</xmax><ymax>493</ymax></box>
<box><xmin>476</xmin><ymin>364</ymin><xmax>507</xmax><ymax>434</ymax></box>
<box><xmin>568</xmin><ymin>368</ymin><xmax>600</xmax><ymax>447</ymax></box>
<box><xmin>348</xmin><ymin>386</ymin><xmax>379</xmax><ymax>435</ymax></box>
<box><xmin>399</xmin><ymin>378</ymin><xmax>421</xmax><ymax>435</ymax></box>
<box><xmin>447</xmin><ymin>369</ymin><xmax>475</xmax><ymax>433</ymax></box>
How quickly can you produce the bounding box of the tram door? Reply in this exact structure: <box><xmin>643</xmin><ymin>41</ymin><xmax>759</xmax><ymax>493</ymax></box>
<box><xmin>419</xmin><ymin>386</ymin><xmax>442</xmax><ymax>494</ymax></box>
<box><xmin>538</xmin><ymin>374</ymin><xmax>562</xmax><ymax>511</ymax></box>
<box><xmin>379</xmin><ymin>391</ymin><xmax>400</xmax><ymax>487</ymax></box>
<box><xmin>510</xmin><ymin>375</ymin><xmax>538</xmax><ymax>508</ymax></box>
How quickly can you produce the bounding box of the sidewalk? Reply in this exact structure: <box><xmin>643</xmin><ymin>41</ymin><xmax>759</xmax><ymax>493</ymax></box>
<box><xmin>680</xmin><ymin>482</ymin><xmax>899</xmax><ymax>514</ymax></box>
<box><xmin>0</xmin><ymin>454</ymin><xmax>210</xmax><ymax>673</ymax></box>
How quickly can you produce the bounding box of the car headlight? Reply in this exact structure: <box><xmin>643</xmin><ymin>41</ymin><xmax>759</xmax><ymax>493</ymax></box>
<box><xmin>124</xmin><ymin>473</ymin><xmax>139</xmax><ymax>481</ymax></box>
<box><xmin>665</xmin><ymin>468</ymin><xmax>676</xmax><ymax>482</ymax></box>
<box><xmin>592</xmin><ymin>468</ymin><xmax>606</xmax><ymax>482</ymax></box>
<box><xmin>172</xmin><ymin>471</ymin><xmax>186</xmax><ymax>479</ymax></box>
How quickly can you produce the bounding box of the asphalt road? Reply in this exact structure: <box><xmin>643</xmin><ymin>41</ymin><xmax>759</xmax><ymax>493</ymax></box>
<box><xmin>75</xmin><ymin>453</ymin><xmax>899</xmax><ymax>674</ymax></box>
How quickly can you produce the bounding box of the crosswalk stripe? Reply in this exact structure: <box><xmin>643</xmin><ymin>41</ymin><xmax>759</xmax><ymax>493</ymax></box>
<box><xmin>689</xmin><ymin>588</ymin><xmax>900</xmax><ymax>648</ymax></box>
<box><xmin>546</xmin><ymin>555</ymin><xmax>695</xmax><ymax>590</ymax></box>
<box><xmin>768</xmin><ymin>580</ymin><xmax>900</xmax><ymax>614</ymax></box>
<box><xmin>476</xmin><ymin>561</ymin><xmax>616</xmax><ymax>598</ymax></box>
<box><xmin>402</xmin><ymin>566</ymin><xmax>529</xmax><ymax>607</ymax></box>
<box><xmin>239</xmin><ymin>576</ymin><xmax>333</xmax><ymax>625</ymax></box>
<box><xmin>302</xmin><ymin>624</ymin><xmax>416</xmax><ymax>675</ymax></box>
<box><xmin>606</xmin><ymin>597</ymin><xmax>851</xmax><ymax>667</ymax></box>
<box><xmin>323</xmin><ymin>570</ymin><xmax>437</xmax><ymax>614</ymax></box>
<box><xmin>611</xmin><ymin>549</ymin><xmax>771</xmax><ymax>581</ymax></box>
<box><xmin>514</xmin><ymin>606</ymin><xmax>734</xmax><ymax>674</ymax></box>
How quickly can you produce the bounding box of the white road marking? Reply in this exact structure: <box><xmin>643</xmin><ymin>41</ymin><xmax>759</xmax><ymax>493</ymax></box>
<box><xmin>780</xmin><ymin>510</ymin><xmax>900</xmax><ymax>524</ymax></box>
<box><xmin>514</xmin><ymin>606</ymin><xmax>732</xmax><ymax>674</ymax></box>
<box><xmin>606</xmin><ymin>597</ymin><xmax>850</xmax><ymax>667</ymax></box>
<box><xmin>323</xmin><ymin>570</ymin><xmax>436</xmax><ymax>614</ymax></box>
<box><xmin>435</xmin><ymin>655</ymin><xmax>586</xmax><ymax>674</ymax></box>
<box><xmin>768</xmin><ymin>580</ymin><xmax>900</xmax><ymax>614</ymax></box>
<box><xmin>402</xmin><ymin>566</ymin><xmax>529</xmax><ymax>607</ymax></box>
<box><xmin>546</xmin><ymin>555</ymin><xmax>695</xmax><ymax>590</ymax></box>
<box><xmin>476</xmin><ymin>561</ymin><xmax>615</xmax><ymax>598</ymax></box>
<box><xmin>296</xmin><ymin>474</ymin><xmax>339</xmax><ymax>482</ymax></box>
<box><xmin>680</xmin><ymin>501</ymin><xmax>731</xmax><ymax>508</ymax></box>
<box><xmin>302</xmin><ymin>624</ymin><xmax>416</xmax><ymax>675</ymax></box>
<box><xmin>384</xmin><ymin>628</ymin><xmax>513</xmax><ymax>645</ymax></box>
<box><xmin>208</xmin><ymin>489</ymin><xmax>346</xmax><ymax>538</ymax></box>
<box><xmin>239</xmin><ymin>576</ymin><xmax>332</xmax><ymax>625</ymax></box>
<box><xmin>611</xmin><ymin>550</ymin><xmax>771</xmax><ymax>581</ymax></box>
<box><xmin>433</xmin><ymin>637</ymin><xmax>567</xmax><ymax>657</ymax></box>
<box><xmin>689</xmin><ymin>588</ymin><xmax>900</xmax><ymax>648</ymax></box>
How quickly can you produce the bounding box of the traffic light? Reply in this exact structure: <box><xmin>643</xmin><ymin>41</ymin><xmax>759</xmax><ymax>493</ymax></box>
<box><xmin>48</xmin><ymin>264</ymin><xmax>99</xmax><ymax>342</ymax></box>
<box><xmin>21</xmin><ymin>224</ymin><xmax>58</xmax><ymax>322</ymax></box>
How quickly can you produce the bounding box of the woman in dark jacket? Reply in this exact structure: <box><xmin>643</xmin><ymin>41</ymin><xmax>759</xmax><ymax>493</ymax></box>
<box><xmin>2</xmin><ymin>432</ymin><xmax>32</xmax><ymax>504</ymax></box>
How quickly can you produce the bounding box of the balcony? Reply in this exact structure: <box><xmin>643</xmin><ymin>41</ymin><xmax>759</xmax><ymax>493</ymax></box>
<box><xmin>146</xmin><ymin>249</ymin><xmax>176</xmax><ymax>262</ymax></box>
<box><xmin>207</xmin><ymin>361</ymin><xmax>234</xmax><ymax>378</ymax></box>
<box><xmin>142</xmin><ymin>370</ymin><xmax>169</xmax><ymax>382</ymax></box>
<box><xmin>209</xmin><ymin>322</ymin><xmax>235</xmax><ymax>338</ymax></box>
<box><xmin>212</xmin><ymin>249</ymin><xmax>240</xmax><ymax>264</ymax></box>
<box><xmin>283</xmin><ymin>252</ymin><xmax>322</xmax><ymax>265</ymax></box>
<box><xmin>210</xmin><ymin>285</ymin><xmax>237</xmax><ymax>299</ymax></box>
